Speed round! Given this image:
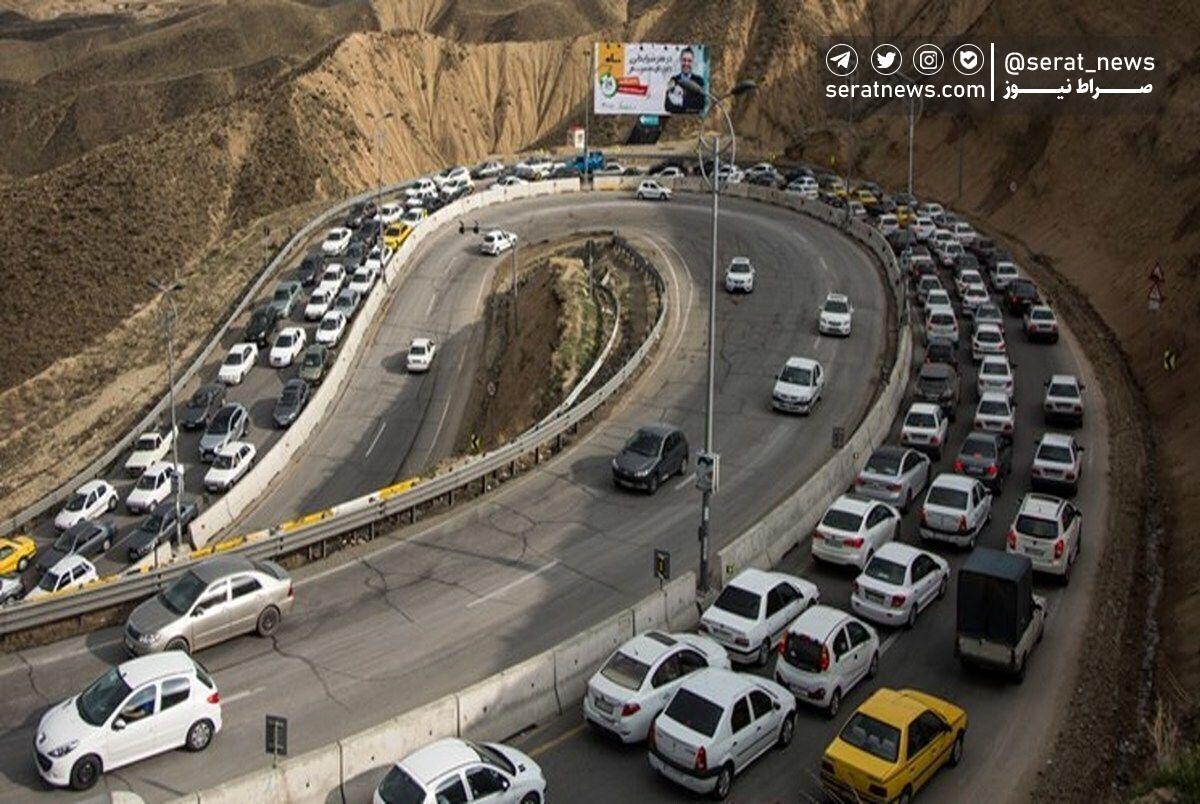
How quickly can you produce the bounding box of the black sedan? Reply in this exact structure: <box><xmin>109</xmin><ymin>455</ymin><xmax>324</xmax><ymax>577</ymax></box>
<box><xmin>36</xmin><ymin>520</ymin><xmax>118</xmax><ymax>572</ymax></box>
<box><xmin>611</xmin><ymin>424</ymin><xmax>689</xmax><ymax>494</ymax></box>
<box><xmin>181</xmin><ymin>384</ymin><xmax>227</xmax><ymax>430</ymax></box>
<box><xmin>126</xmin><ymin>500</ymin><xmax>200</xmax><ymax>562</ymax></box>
<box><xmin>273</xmin><ymin>378</ymin><xmax>310</xmax><ymax>428</ymax></box>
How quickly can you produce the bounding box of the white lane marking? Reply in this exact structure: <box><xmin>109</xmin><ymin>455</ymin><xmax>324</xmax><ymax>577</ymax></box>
<box><xmin>365</xmin><ymin>422</ymin><xmax>387</xmax><ymax>457</ymax></box>
<box><xmin>467</xmin><ymin>560</ymin><xmax>562</xmax><ymax>609</ymax></box>
<box><xmin>426</xmin><ymin>291</ymin><xmax>439</xmax><ymax>317</ymax></box>
<box><xmin>673</xmin><ymin>473</ymin><xmax>695</xmax><ymax>491</ymax></box>
<box><xmin>879</xmin><ymin>630</ymin><xmax>902</xmax><ymax>656</ymax></box>
<box><xmin>221</xmin><ymin>686</ymin><xmax>264</xmax><ymax>704</ymax></box>
<box><xmin>472</xmin><ymin>270</ymin><xmax>490</xmax><ymax>313</ymax></box>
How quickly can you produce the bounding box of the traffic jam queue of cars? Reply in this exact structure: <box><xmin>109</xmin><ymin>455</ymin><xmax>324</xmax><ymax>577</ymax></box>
<box><xmin>20</xmin><ymin>157</ymin><xmax>1084</xmax><ymax>801</ymax></box>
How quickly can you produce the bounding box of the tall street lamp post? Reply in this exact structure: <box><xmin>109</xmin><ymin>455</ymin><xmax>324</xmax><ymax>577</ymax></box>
<box><xmin>147</xmin><ymin>278</ymin><xmax>184</xmax><ymax>563</ymax></box>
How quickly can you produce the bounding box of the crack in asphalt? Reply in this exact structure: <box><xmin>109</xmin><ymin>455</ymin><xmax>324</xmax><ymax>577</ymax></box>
<box><xmin>359</xmin><ymin>556</ymin><xmax>415</xmax><ymax>624</ymax></box>
<box><xmin>267</xmin><ymin>634</ymin><xmax>351</xmax><ymax>713</ymax></box>
<box><xmin>16</xmin><ymin>655</ymin><xmax>49</xmax><ymax>706</ymax></box>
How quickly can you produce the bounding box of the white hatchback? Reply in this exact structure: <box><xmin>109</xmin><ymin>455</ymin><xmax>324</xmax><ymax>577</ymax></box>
<box><xmin>850</xmin><ymin>542</ymin><xmax>950</xmax><ymax>628</ymax></box>
<box><xmin>406</xmin><ymin>338</ymin><xmax>437</xmax><ymax>372</ymax></box>
<box><xmin>54</xmin><ymin>480</ymin><xmax>118</xmax><ymax>531</ymax></box>
<box><xmin>649</xmin><ymin>668</ymin><xmax>795</xmax><ymax>800</ymax></box>
<box><xmin>774</xmin><ymin>606</ymin><xmax>879</xmax><ymax>717</ymax></box>
<box><xmin>26</xmin><ymin>554</ymin><xmax>99</xmax><ymax>601</ymax></box>
<box><xmin>125</xmin><ymin>462</ymin><xmax>184</xmax><ymax>515</ymax></box>
<box><xmin>724</xmin><ymin>258</ymin><xmax>755</xmax><ymax>293</ymax></box>
<box><xmin>374</xmin><ymin>738</ymin><xmax>544</xmax><ymax>804</ymax></box>
<box><xmin>812</xmin><ymin>494</ymin><xmax>901</xmax><ymax>570</ymax></box>
<box><xmin>320</xmin><ymin>227</ymin><xmax>351</xmax><ymax>256</ymax></box>
<box><xmin>771</xmin><ymin>357</ymin><xmax>824</xmax><ymax>414</ymax></box>
<box><xmin>636</xmin><ymin>180</ymin><xmax>672</xmax><ymax>200</ymax></box>
<box><xmin>700</xmin><ymin>568</ymin><xmax>819</xmax><ymax>666</ymax></box>
<box><xmin>818</xmin><ymin>293</ymin><xmax>854</xmax><ymax>336</ymax></box>
<box><xmin>583</xmin><ymin>631</ymin><xmax>730</xmax><ymax>743</ymax></box>
<box><xmin>35</xmin><ymin>653</ymin><xmax>221</xmax><ymax>790</ymax></box>
<box><xmin>1007</xmin><ymin>493</ymin><xmax>1083</xmax><ymax>582</ymax></box>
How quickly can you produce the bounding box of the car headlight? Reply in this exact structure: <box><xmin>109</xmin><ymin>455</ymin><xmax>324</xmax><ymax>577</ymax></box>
<box><xmin>634</xmin><ymin>466</ymin><xmax>652</xmax><ymax>477</ymax></box>
<box><xmin>47</xmin><ymin>740</ymin><xmax>79</xmax><ymax>758</ymax></box>
<box><xmin>137</xmin><ymin>630</ymin><xmax>162</xmax><ymax>645</ymax></box>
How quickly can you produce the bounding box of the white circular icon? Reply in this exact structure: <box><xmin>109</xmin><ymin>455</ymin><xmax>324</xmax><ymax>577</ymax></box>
<box><xmin>953</xmin><ymin>43</ymin><xmax>984</xmax><ymax>76</ymax></box>
<box><xmin>826</xmin><ymin>44</ymin><xmax>859</xmax><ymax>77</ymax></box>
<box><xmin>869</xmin><ymin>44</ymin><xmax>903</xmax><ymax>76</ymax></box>
<box><xmin>912</xmin><ymin>43</ymin><xmax>944</xmax><ymax>76</ymax></box>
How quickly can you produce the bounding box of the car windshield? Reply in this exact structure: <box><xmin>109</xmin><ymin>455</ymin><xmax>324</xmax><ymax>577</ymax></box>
<box><xmin>1033</xmin><ymin>309</ymin><xmax>1054</xmax><ymax>320</ymax></box>
<box><xmin>822</xmin><ymin>508</ymin><xmax>863</xmax><ymax>532</ymax></box>
<box><xmin>663</xmin><ymin>688</ymin><xmax>723</xmax><ymax>738</ymax></box>
<box><xmin>927</xmin><ymin>486</ymin><xmax>968</xmax><ymax>509</ymax></box>
<box><xmin>906</xmin><ymin>412</ymin><xmax>937</xmax><ymax>428</ymax></box>
<box><xmin>250</xmin><ymin>312</ymin><xmax>268</xmax><ymax>327</ymax></box>
<box><xmin>376</xmin><ymin>765</ymin><xmax>424</xmax><ymax>804</ymax></box>
<box><xmin>839</xmin><ymin>712</ymin><xmax>901</xmax><ymax>763</ymax></box>
<box><xmin>302</xmin><ymin>353</ymin><xmax>321</xmax><ymax>368</ymax></box>
<box><xmin>979</xmin><ymin>400</ymin><xmax>1009</xmax><ymax>416</ymax></box>
<box><xmin>729</xmin><ymin>263</ymin><xmax>751</xmax><ymax>275</ymax></box>
<box><xmin>865</xmin><ymin>451</ymin><xmax>902</xmax><ymax>476</ymax></box>
<box><xmin>824</xmin><ymin>299</ymin><xmax>849</xmax><ymax>313</ymax></box>
<box><xmin>159</xmin><ymin>570</ymin><xmax>206</xmax><ymax>616</ymax></box>
<box><xmin>1038</xmin><ymin>444</ymin><xmax>1073</xmax><ymax>463</ymax></box>
<box><xmin>978</xmin><ymin>305</ymin><xmax>1000</xmax><ymax>319</ymax></box>
<box><xmin>213</xmin><ymin>452</ymin><xmax>238</xmax><ymax>470</ymax></box>
<box><xmin>599</xmin><ymin>650</ymin><xmax>650</xmax><ymax>690</ymax></box>
<box><xmin>930</xmin><ymin>313</ymin><xmax>954</xmax><ymax>326</ymax></box>
<box><xmin>780</xmin><ymin>366</ymin><xmax>812</xmax><ymax>385</ymax></box>
<box><xmin>917</xmin><ymin>374</ymin><xmax>948</xmax><ymax>392</ymax></box>
<box><xmin>272</xmin><ymin>289</ymin><xmax>289</xmax><ymax>302</ymax></box>
<box><xmin>865</xmin><ymin>556</ymin><xmax>908</xmax><ymax>585</ymax></box>
<box><xmin>65</xmin><ymin>492</ymin><xmax>87</xmax><ymax>511</ymax></box>
<box><xmin>76</xmin><ymin>667</ymin><xmax>132</xmax><ymax>727</ymax></box>
<box><xmin>187</xmin><ymin>391</ymin><xmax>210</xmax><ymax>409</ymax></box>
<box><xmin>1016</xmin><ymin>514</ymin><xmax>1058</xmax><ymax>539</ymax></box>
<box><xmin>624</xmin><ymin>432</ymin><xmax>662</xmax><ymax>457</ymax></box>
<box><xmin>52</xmin><ymin>528</ymin><xmax>84</xmax><ymax>551</ymax></box>
<box><xmin>712</xmin><ymin>585</ymin><xmax>760</xmax><ymax>619</ymax></box>
<box><xmin>961</xmin><ymin>437</ymin><xmax>997</xmax><ymax>458</ymax></box>
<box><xmin>1049</xmin><ymin>382</ymin><xmax>1079</xmax><ymax>398</ymax></box>
<box><xmin>135</xmin><ymin>435</ymin><xmax>158</xmax><ymax>450</ymax></box>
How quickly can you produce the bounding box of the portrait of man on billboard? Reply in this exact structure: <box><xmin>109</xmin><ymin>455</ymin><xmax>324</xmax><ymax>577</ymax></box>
<box><xmin>664</xmin><ymin>46</ymin><xmax>706</xmax><ymax>113</ymax></box>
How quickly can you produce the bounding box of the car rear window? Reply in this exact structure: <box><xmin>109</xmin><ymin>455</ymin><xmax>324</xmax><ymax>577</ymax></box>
<box><xmin>1048</xmin><ymin>383</ymin><xmax>1078</xmax><ymax>398</ymax></box>
<box><xmin>1016</xmin><ymin>514</ymin><xmax>1058</xmax><ymax>539</ymax></box>
<box><xmin>784</xmin><ymin>633</ymin><xmax>825</xmax><ymax>672</ymax></box>
<box><xmin>663</xmin><ymin>688</ymin><xmax>723</xmax><ymax>738</ymax></box>
<box><xmin>978</xmin><ymin>399</ymin><xmax>1009</xmax><ymax>416</ymax></box>
<box><xmin>906</xmin><ymin>412</ymin><xmax>937</xmax><ymax>428</ymax></box>
<box><xmin>712</xmin><ymin>585</ymin><xmax>760</xmax><ymax>619</ymax></box>
<box><xmin>599</xmin><ymin>651</ymin><xmax>650</xmax><ymax>691</ymax></box>
<box><xmin>865</xmin><ymin>451</ymin><xmax>902</xmax><ymax>475</ymax></box>
<box><xmin>1037</xmin><ymin>445</ymin><xmax>1073</xmax><ymax>463</ymax></box>
<box><xmin>865</xmin><ymin>556</ymin><xmax>907</xmax><ymax>585</ymax></box>
<box><xmin>981</xmin><ymin>362</ymin><xmax>1008</xmax><ymax>377</ymax></box>
<box><xmin>839</xmin><ymin>712</ymin><xmax>901</xmax><ymax>763</ymax></box>
<box><xmin>927</xmin><ymin>486</ymin><xmax>968</xmax><ymax>510</ymax></box>
<box><xmin>822</xmin><ymin>509</ymin><xmax>864</xmax><ymax>532</ymax></box>
<box><xmin>376</xmin><ymin>765</ymin><xmax>425</xmax><ymax>804</ymax></box>
<box><xmin>960</xmin><ymin>436</ymin><xmax>997</xmax><ymax>459</ymax></box>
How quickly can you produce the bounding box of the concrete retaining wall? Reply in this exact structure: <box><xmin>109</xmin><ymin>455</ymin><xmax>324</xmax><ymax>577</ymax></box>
<box><xmin>191</xmin><ymin>742</ymin><xmax>341</xmax><ymax>804</ymax></box>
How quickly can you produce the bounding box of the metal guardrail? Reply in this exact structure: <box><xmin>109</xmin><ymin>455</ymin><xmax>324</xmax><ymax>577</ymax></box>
<box><xmin>0</xmin><ymin>210</ymin><xmax>668</xmax><ymax>637</ymax></box>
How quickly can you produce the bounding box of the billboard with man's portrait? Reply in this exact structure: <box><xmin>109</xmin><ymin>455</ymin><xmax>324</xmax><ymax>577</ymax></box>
<box><xmin>593</xmin><ymin>42</ymin><xmax>710</xmax><ymax>116</ymax></box>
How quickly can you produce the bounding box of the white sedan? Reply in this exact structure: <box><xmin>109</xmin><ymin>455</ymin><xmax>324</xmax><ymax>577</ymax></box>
<box><xmin>480</xmin><ymin>230</ymin><xmax>517</xmax><ymax>256</ymax></box>
<box><xmin>818</xmin><ymin>293</ymin><xmax>853</xmax><ymax>336</ymax></box>
<box><xmin>124</xmin><ymin>428</ymin><xmax>175</xmax><ymax>477</ymax></box>
<box><xmin>1031</xmin><ymin>432</ymin><xmax>1085</xmax><ymax>495</ymax></box>
<box><xmin>974</xmin><ymin>391</ymin><xmax>1016</xmax><ymax>438</ymax></box>
<box><xmin>583</xmin><ymin>631</ymin><xmax>730</xmax><ymax>743</ymax></box>
<box><xmin>304</xmin><ymin>289</ymin><xmax>333</xmax><ymax>321</ymax></box>
<box><xmin>125</xmin><ymin>462</ymin><xmax>184</xmax><ymax>515</ymax></box>
<box><xmin>315</xmin><ymin>311</ymin><xmax>347</xmax><ymax>347</ymax></box>
<box><xmin>269</xmin><ymin>327</ymin><xmax>306</xmax><ymax>368</ymax></box>
<box><xmin>812</xmin><ymin>494</ymin><xmax>901</xmax><ymax>570</ymax></box>
<box><xmin>771</xmin><ymin>357</ymin><xmax>824</xmax><ymax>414</ymax></box>
<box><xmin>636</xmin><ymin>179</ymin><xmax>672</xmax><ymax>200</ymax></box>
<box><xmin>364</xmin><ymin>244</ymin><xmax>393</xmax><ymax>271</ymax></box>
<box><xmin>54</xmin><ymin>480</ymin><xmax>118</xmax><ymax>531</ymax></box>
<box><xmin>320</xmin><ymin>227</ymin><xmax>352</xmax><ymax>256</ymax></box>
<box><xmin>724</xmin><ymin>257</ymin><xmax>755</xmax><ymax>293</ymax></box>
<box><xmin>971</xmin><ymin>322</ymin><xmax>1007</xmax><ymax>362</ymax></box>
<box><xmin>317</xmin><ymin>264</ymin><xmax>346</xmax><ymax>297</ymax></box>
<box><xmin>373</xmin><ymin>739</ymin><xmax>544</xmax><ymax>804</ymax></box>
<box><xmin>217</xmin><ymin>343</ymin><xmax>257</xmax><ymax>385</ymax></box>
<box><xmin>348</xmin><ymin>265</ymin><xmax>378</xmax><ymax>295</ymax></box>
<box><xmin>406</xmin><ymin>338</ymin><xmax>436</xmax><ymax>373</ymax></box>
<box><xmin>649</xmin><ymin>668</ymin><xmax>795</xmax><ymax>800</ymax></box>
<box><xmin>1043</xmin><ymin>374</ymin><xmax>1085</xmax><ymax>425</ymax></box>
<box><xmin>378</xmin><ymin>202</ymin><xmax>404</xmax><ymax>224</ymax></box>
<box><xmin>900</xmin><ymin>402</ymin><xmax>949</xmax><ymax>459</ymax></box>
<box><xmin>977</xmin><ymin>355</ymin><xmax>1016</xmax><ymax>399</ymax></box>
<box><xmin>496</xmin><ymin>175</ymin><xmax>528</xmax><ymax>187</ymax></box>
<box><xmin>853</xmin><ymin>446</ymin><xmax>931</xmax><ymax>512</ymax></box>
<box><xmin>918</xmin><ymin>473</ymin><xmax>992</xmax><ymax>548</ymax></box>
<box><xmin>699</xmin><ymin>568</ymin><xmax>819</xmax><ymax>666</ymax></box>
<box><xmin>203</xmin><ymin>441</ymin><xmax>256</xmax><ymax>493</ymax></box>
<box><xmin>850</xmin><ymin>542</ymin><xmax>950</xmax><ymax>628</ymax></box>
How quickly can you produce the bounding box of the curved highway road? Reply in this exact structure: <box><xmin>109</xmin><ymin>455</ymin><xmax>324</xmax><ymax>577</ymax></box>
<box><xmin>0</xmin><ymin>192</ymin><xmax>891</xmax><ymax>801</ymax></box>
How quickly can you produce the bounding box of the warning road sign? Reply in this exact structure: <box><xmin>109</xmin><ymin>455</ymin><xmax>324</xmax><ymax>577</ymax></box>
<box><xmin>1148</xmin><ymin>282</ymin><xmax>1164</xmax><ymax>311</ymax></box>
<box><xmin>1150</xmin><ymin>262</ymin><xmax>1165</xmax><ymax>284</ymax></box>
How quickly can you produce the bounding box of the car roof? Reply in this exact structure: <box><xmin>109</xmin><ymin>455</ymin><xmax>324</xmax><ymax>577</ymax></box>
<box><xmin>678</xmin><ymin>667</ymin><xmax>760</xmax><ymax>707</ymax></box>
<box><xmin>48</xmin><ymin>553</ymin><xmax>93</xmax><ymax>574</ymax></box>
<box><xmin>214</xmin><ymin>441</ymin><xmax>250</xmax><ymax>457</ymax></box>
<box><xmin>77</xmin><ymin>479</ymin><xmax>109</xmax><ymax>494</ymax></box>
<box><xmin>875</xmin><ymin>541</ymin><xmax>925</xmax><ymax>566</ymax></box>
<box><xmin>918</xmin><ymin>362</ymin><xmax>953</xmax><ymax>378</ymax></box>
<box><xmin>980</xmin><ymin>355</ymin><xmax>1010</xmax><ymax>368</ymax></box>
<box><xmin>617</xmin><ymin>631</ymin><xmax>680</xmax><ymax>664</ymax></box>
<box><xmin>727</xmin><ymin>567</ymin><xmax>794</xmax><ymax>594</ymax></box>
<box><xmin>119</xmin><ymin>652</ymin><xmax>197</xmax><ymax>688</ymax></box>
<box><xmin>635</xmin><ymin>422</ymin><xmax>678</xmax><ymax>438</ymax></box>
<box><xmin>1019</xmin><ymin>492</ymin><xmax>1067</xmax><ymax>519</ymax></box>
<box><xmin>192</xmin><ymin>554</ymin><xmax>256</xmax><ymax>582</ymax></box>
<box><xmin>784</xmin><ymin>356</ymin><xmax>818</xmax><ymax>370</ymax></box>
<box><xmin>858</xmin><ymin>688</ymin><xmax>927</xmax><ymax>727</ymax></box>
<box><xmin>401</xmin><ymin>738</ymin><xmax>479</xmax><ymax>784</ymax></box>
<box><xmin>978</xmin><ymin>391</ymin><xmax>1010</xmax><ymax>404</ymax></box>
<box><xmin>829</xmin><ymin>493</ymin><xmax>875</xmax><ymax>516</ymax></box>
<box><xmin>975</xmin><ymin>322</ymin><xmax>1003</xmax><ymax>334</ymax></box>
<box><xmin>1048</xmin><ymin>373</ymin><xmax>1078</xmax><ymax>385</ymax></box>
<box><xmin>930</xmin><ymin>472</ymin><xmax>977</xmax><ymax>491</ymax></box>
<box><xmin>1039</xmin><ymin>432</ymin><xmax>1075</xmax><ymax>448</ymax></box>
<box><xmin>961</xmin><ymin>429</ymin><xmax>1001</xmax><ymax>446</ymax></box>
<box><xmin>824</xmin><ymin>292</ymin><xmax>849</xmax><ymax>303</ymax></box>
<box><xmin>411</xmin><ymin>337</ymin><xmax>432</xmax><ymax>348</ymax></box>
<box><xmin>908</xmin><ymin>402</ymin><xmax>941</xmax><ymax>415</ymax></box>
<box><xmin>789</xmin><ymin>604</ymin><xmax>850</xmax><ymax>641</ymax></box>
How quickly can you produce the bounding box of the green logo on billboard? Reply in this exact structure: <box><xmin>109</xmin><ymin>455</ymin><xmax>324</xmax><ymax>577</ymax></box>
<box><xmin>598</xmin><ymin>71</ymin><xmax>618</xmax><ymax>98</ymax></box>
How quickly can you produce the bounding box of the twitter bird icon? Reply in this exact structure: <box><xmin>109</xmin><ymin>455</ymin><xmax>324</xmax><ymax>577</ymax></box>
<box><xmin>871</xmin><ymin>44</ymin><xmax>902</xmax><ymax>75</ymax></box>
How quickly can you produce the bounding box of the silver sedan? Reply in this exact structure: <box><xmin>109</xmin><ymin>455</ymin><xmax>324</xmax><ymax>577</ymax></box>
<box><xmin>853</xmin><ymin>445</ymin><xmax>932</xmax><ymax>512</ymax></box>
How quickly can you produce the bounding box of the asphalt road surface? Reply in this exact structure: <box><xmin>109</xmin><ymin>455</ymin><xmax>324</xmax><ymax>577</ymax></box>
<box><xmin>505</xmin><ymin>279</ymin><xmax>1109</xmax><ymax>803</ymax></box>
<box><xmin>0</xmin><ymin>191</ymin><xmax>891</xmax><ymax>801</ymax></box>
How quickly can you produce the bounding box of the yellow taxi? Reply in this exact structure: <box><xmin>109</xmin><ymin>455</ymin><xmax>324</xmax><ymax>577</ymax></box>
<box><xmin>821</xmin><ymin>177</ymin><xmax>848</xmax><ymax>199</ymax></box>
<box><xmin>383</xmin><ymin>223</ymin><xmax>412</xmax><ymax>251</ymax></box>
<box><xmin>820</xmin><ymin>687</ymin><xmax>966</xmax><ymax>803</ymax></box>
<box><xmin>895</xmin><ymin>205</ymin><xmax>915</xmax><ymax>227</ymax></box>
<box><xmin>0</xmin><ymin>535</ymin><xmax>36</xmax><ymax>574</ymax></box>
<box><xmin>852</xmin><ymin>188</ymin><xmax>878</xmax><ymax>207</ymax></box>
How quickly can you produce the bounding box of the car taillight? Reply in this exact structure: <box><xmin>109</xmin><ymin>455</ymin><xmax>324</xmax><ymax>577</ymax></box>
<box><xmin>1073</xmin><ymin>404</ymin><xmax>1083</xmax><ymax>412</ymax></box>
<box><xmin>850</xmin><ymin>581</ymin><xmax>860</xmax><ymax>596</ymax></box>
<box><xmin>986</xmin><ymin>465</ymin><xmax>999</xmax><ymax>476</ymax></box>
<box><xmin>648</xmin><ymin>718</ymin><xmax>658</xmax><ymax>750</ymax></box>
<box><xmin>695</xmin><ymin>746</ymin><xmax>708</xmax><ymax>772</ymax></box>
<box><xmin>734</xmin><ymin>635</ymin><xmax>749</xmax><ymax>647</ymax></box>
<box><xmin>930</xmin><ymin>435</ymin><xmax>940</xmax><ymax>445</ymax></box>
<box><xmin>886</xmin><ymin>482</ymin><xmax>901</xmax><ymax>492</ymax></box>
<box><xmin>845</xmin><ymin>537</ymin><xmax>864</xmax><ymax>548</ymax></box>
<box><xmin>1065</xmin><ymin>471</ymin><xmax>1076</xmax><ymax>480</ymax></box>
<box><xmin>1007</xmin><ymin>530</ymin><xmax>1017</xmax><ymax>549</ymax></box>
<box><xmin>287</xmin><ymin>584</ymin><xmax>294</xmax><ymax>598</ymax></box>
<box><xmin>958</xmin><ymin>515</ymin><xmax>968</xmax><ymax>533</ymax></box>
<box><xmin>919</xmin><ymin>507</ymin><xmax>928</xmax><ymax>525</ymax></box>
<box><xmin>1054</xmin><ymin>539</ymin><xmax>1065</xmax><ymax>559</ymax></box>
<box><xmin>820</xmin><ymin>644</ymin><xmax>830</xmax><ymax>672</ymax></box>
<box><xmin>812</xmin><ymin>530</ymin><xmax>824</xmax><ymax>541</ymax></box>
<box><xmin>1003</xmin><ymin>423</ymin><xmax>1013</xmax><ymax>432</ymax></box>
<box><xmin>855</xmin><ymin>473</ymin><xmax>865</xmax><ymax>486</ymax></box>
<box><xmin>953</xmin><ymin>459</ymin><xmax>964</xmax><ymax>472</ymax></box>
<box><xmin>890</xmin><ymin>594</ymin><xmax>907</xmax><ymax>608</ymax></box>
<box><xmin>207</xmin><ymin>691</ymin><xmax>220</xmax><ymax>705</ymax></box>
<box><xmin>1032</xmin><ymin>466</ymin><xmax>1043</xmax><ymax>476</ymax></box>
<box><xmin>621</xmin><ymin>702</ymin><xmax>641</xmax><ymax>717</ymax></box>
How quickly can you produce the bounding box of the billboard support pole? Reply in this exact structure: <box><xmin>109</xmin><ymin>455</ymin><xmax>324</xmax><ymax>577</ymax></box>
<box><xmin>585</xmin><ymin>45</ymin><xmax>593</xmax><ymax>186</ymax></box>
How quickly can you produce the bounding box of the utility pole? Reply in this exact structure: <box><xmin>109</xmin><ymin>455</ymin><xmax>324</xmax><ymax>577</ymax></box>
<box><xmin>148</xmin><ymin>278</ymin><xmax>184</xmax><ymax>564</ymax></box>
<box><xmin>584</xmin><ymin>44</ymin><xmax>593</xmax><ymax>186</ymax></box>
<box><xmin>365</xmin><ymin>110</ymin><xmax>394</xmax><ymax>231</ymax></box>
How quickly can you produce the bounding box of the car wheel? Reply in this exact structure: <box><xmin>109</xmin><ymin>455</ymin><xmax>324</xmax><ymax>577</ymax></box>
<box><xmin>165</xmin><ymin>637</ymin><xmax>190</xmax><ymax>653</ymax></box>
<box><xmin>679</xmin><ymin>453</ymin><xmax>689</xmax><ymax>476</ymax></box>
<box><xmin>69</xmin><ymin>754</ymin><xmax>102</xmax><ymax>791</ymax></box>
<box><xmin>903</xmin><ymin>489</ymin><xmax>914</xmax><ymax>514</ymax></box>
<box><xmin>102</xmin><ymin>538</ymin><xmax>111</xmax><ymax>552</ymax></box>
<box><xmin>647</xmin><ymin>474</ymin><xmax>659</xmax><ymax>495</ymax></box>
<box><xmin>777</xmin><ymin>712</ymin><xmax>795</xmax><ymax>748</ymax></box>
<box><xmin>1061</xmin><ymin>557</ymin><xmax>1072</xmax><ymax>587</ymax></box>
<box><xmin>107</xmin><ymin>496</ymin><xmax>117</xmax><ymax>512</ymax></box>
<box><xmin>868</xmin><ymin>652</ymin><xmax>879</xmax><ymax>679</ymax></box>
<box><xmin>826</xmin><ymin>688</ymin><xmax>842</xmax><ymax>719</ymax></box>
<box><xmin>256</xmin><ymin>605</ymin><xmax>282</xmax><ymax>637</ymax></box>
<box><xmin>949</xmin><ymin>732</ymin><xmax>965</xmax><ymax>766</ymax></box>
<box><xmin>185</xmin><ymin>719</ymin><xmax>215</xmax><ymax>752</ymax></box>
<box><xmin>938</xmin><ymin>573</ymin><xmax>948</xmax><ymax>599</ymax></box>
<box><xmin>756</xmin><ymin>638</ymin><xmax>772</xmax><ymax>667</ymax></box>
<box><xmin>906</xmin><ymin>604</ymin><xmax>918</xmax><ymax>630</ymax></box>
<box><xmin>898</xmin><ymin>786</ymin><xmax>913</xmax><ymax>804</ymax></box>
<box><xmin>1014</xmin><ymin>652</ymin><xmax>1027</xmax><ymax>684</ymax></box>
<box><xmin>712</xmin><ymin>764</ymin><xmax>733</xmax><ymax>801</ymax></box>
<box><xmin>520</xmin><ymin>794</ymin><xmax>541</xmax><ymax>804</ymax></box>
<box><xmin>16</xmin><ymin>557</ymin><xmax>28</xmax><ymax>572</ymax></box>
<box><xmin>637</xmin><ymin>192</ymin><xmax>644</xmax><ymax>200</ymax></box>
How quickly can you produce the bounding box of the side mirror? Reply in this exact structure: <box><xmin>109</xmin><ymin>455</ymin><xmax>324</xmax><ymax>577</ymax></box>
<box><xmin>191</xmin><ymin>607</ymin><xmax>205</xmax><ymax>617</ymax></box>
<box><xmin>113</xmin><ymin>719</ymin><xmax>126</xmax><ymax>731</ymax></box>
<box><xmin>1077</xmin><ymin>445</ymin><xmax>1086</xmax><ymax>452</ymax></box>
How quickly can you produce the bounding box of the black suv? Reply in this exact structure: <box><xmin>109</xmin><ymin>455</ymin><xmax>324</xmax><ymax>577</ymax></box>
<box><xmin>181</xmin><ymin>384</ymin><xmax>226</xmax><ymax>430</ymax></box>
<box><xmin>127</xmin><ymin>500</ymin><xmax>200</xmax><ymax>562</ymax></box>
<box><xmin>611</xmin><ymin>424</ymin><xmax>689</xmax><ymax>494</ymax></box>
<box><xmin>245</xmin><ymin>305</ymin><xmax>280</xmax><ymax>347</ymax></box>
